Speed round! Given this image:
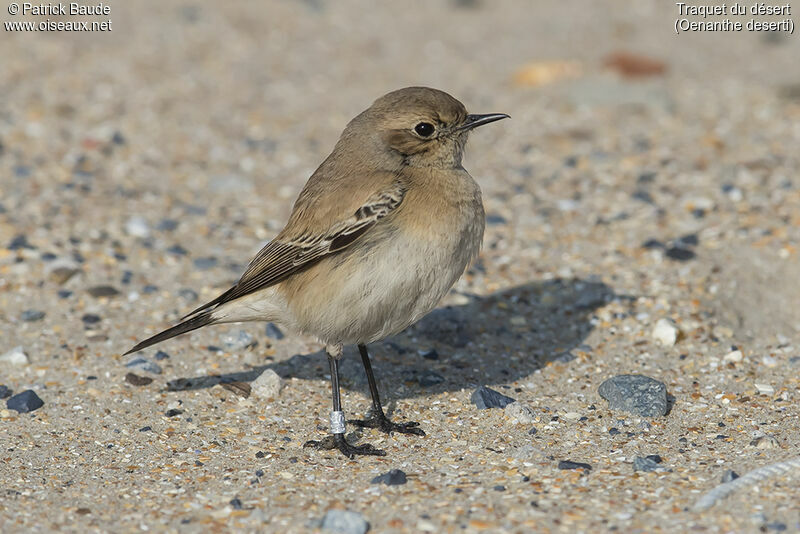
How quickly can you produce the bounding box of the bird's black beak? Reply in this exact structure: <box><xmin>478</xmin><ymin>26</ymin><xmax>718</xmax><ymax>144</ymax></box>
<box><xmin>457</xmin><ymin>113</ymin><xmax>510</xmax><ymax>131</ymax></box>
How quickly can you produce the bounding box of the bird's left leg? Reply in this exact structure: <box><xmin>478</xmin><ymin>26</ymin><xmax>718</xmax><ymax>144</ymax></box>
<box><xmin>348</xmin><ymin>344</ymin><xmax>425</xmax><ymax>436</ymax></box>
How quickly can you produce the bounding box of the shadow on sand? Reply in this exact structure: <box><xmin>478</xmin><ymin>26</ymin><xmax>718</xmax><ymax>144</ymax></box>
<box><xmin>166</xmin><ymin>278</ymin><xmax>620</xmax><ymax>401</ymax></box>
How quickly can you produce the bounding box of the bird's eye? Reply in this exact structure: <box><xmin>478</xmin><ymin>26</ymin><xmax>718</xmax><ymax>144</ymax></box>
<box><xmin>414</xmin><ymin>122</ymin><xmax>435</xmax><ymax>137</ymax></box>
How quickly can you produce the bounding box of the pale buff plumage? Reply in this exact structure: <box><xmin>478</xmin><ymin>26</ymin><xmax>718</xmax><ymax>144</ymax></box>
<box><xmin>124</xmin><ymin>87</ymin><xmax>507</xmax><ymax>458</ymax></box>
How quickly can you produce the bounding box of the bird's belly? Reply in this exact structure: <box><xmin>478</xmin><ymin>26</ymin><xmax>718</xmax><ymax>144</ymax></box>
<box><xmin>286</xmin><ymin>217</ymin><xmax>482</xmax><ymax>345</ymax></box>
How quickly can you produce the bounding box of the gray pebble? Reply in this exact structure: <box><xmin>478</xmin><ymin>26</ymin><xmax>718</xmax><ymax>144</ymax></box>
<box><xmin>87</xmin><ymin>285</ymin><xmax>120</xmax><ymax>298</ymax></box>
<box><xmin>20</xmin><ymin>309</ymin><xmax>45</xmax><ymax>322</ymax></box>
<box><xmin>320</xmin><ymin>509</ymin><xmax>369</xmax><ymax>534</ymax></box>
<box><xmin>7</xmin><ymin>390</ymin><xmax>44</xmax><ymax>413</ymax></box>
<box><xmin>193</xmin><ymin>257</ymin><xmax>218</xmax><ymax>270</ymax></box>
<box><xmin>8</xmin><ymin>235</ymin><xmax>34</xmax><ymax>250</ymax></box>
<box><xmin>265</xmin><ymin>322</ymin><xmax>284</xmax><ymax>340</ymax></box>
<box><xmin>370</xmin><ymin>469</ymin><xmax>407</xmax><ymax>485</ymax></box>
<box><xmin>0</xmin><ymin>385</ymin><xmax>13</xmax><ymax>399</ymax></box>
<box><xmin>471</xmin><ymin>386</ymin><xmax>516</xmax><ymax>409</ymax></box>
<box><xmin>81</xmin><ymin>313</ymin><xmax>102</xmax><ymax>325</ymax></box>
<box><xmin>167</xmin><ymin>244</ymin><xmax>188</xmax><ymax>256</ymax></box>
<box><xmin>178</xmin><ymin>288</ymin><xmax>198</xmax><ymax>301</ymax></box>
<box><xmin>721</xmin><ymin>469</ymin><xmax>739</xmax><ymax>483</ymax></box>
<box><xmin>418</xmin><ymin>370</ymin><xmax>445</xmax><ymax>387</ymax></box>
<box><xmin>598</xmin><ymin>374</ymin><xmax>668</xmax><ymax>417</ymax></box>
<box><xmin>125</xmin><ymin>357</ymin><xmax>163</xmax><ymax>375</ymax></box>
<box><xmin>221</xmin><ymin>330</ymin><xmax>257</xmax><ymax>351</ymax></box>
<box><xmin>558</xmin><ymin>460</ymin><xmax>592</xmax><ymax>471</ymax></box>
<box><xmin>157</xmin><ymin>219</ymin><xmax>178</xmax><ymax>231</ymax></box>
<box><xmin>633</xmin><ymin>455</ymin><xmax>663</xmax><ymax>472</ymax></box>
<box><xmin>154</xmin><ymin>350</ymin><xmax>170</xmax><ymax>361</ymax></box>
<box><xmin>418</xmin><ymin>348</ymin><xmax>438</xmax><ymax>360</ymax></box>
<box><xmin>486</xmin><ymin>213</ymin><xmax>507</xmax><ymax>225</ymax></box>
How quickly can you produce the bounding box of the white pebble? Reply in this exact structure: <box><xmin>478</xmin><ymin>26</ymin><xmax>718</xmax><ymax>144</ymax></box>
<box><xmin>251</xmin><ymin>369</ymin><xmax>283</xmax><ymax>400</ymax></box>
<box><xmin>125</xmin><ymin>216</ymin><xmax>150</xmax><ymax>238</ymax></box>
<box><xmin>0</xmin><ymin>346</ymin><xmax>29</xmax><ymax>366</ymax></box>
<box><xmin>652</xmin><ymin>318</ymin><xmax>679</xmax><ymax>346</ymax></box>
<box><xmin>723</xmin><ymin>350</ymin><xmax>743</xmax><ymax>363</ymax></box>
<box><xmin>504</xmin><ymin>401</ymin><xmax>535</xmax><ymax>424</ymax></box>
<box><xmin>754</xmin><ymin>383</ymin><xmax>775</xmax><ymax>396</ymax></box>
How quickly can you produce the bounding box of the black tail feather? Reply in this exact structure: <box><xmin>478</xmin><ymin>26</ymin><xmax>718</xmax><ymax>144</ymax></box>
<box><xmin>124</xmin><ymin>312</ymin><xmax>214</xmax><ymax>355</ymax></box>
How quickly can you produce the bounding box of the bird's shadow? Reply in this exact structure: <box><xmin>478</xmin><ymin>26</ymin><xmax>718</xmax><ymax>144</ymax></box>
<box><xmin>166</xmin><ymin>278</ymin><xmax>622</xmax><ymax>400</ymax></box>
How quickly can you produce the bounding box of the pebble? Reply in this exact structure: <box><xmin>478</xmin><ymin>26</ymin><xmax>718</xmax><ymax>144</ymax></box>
<box><xmin>723</xmin><ymin>349</ymin><xmax>744</xmax><ymax>363</ymax></box>
<box><xmin>124</xmin><ymin>216</ymin><xmax>150</xmax><ymax>238</ymax></box>
<box><xmin>221</xmin><ymin>330</ymin><xmax>257</xmax><ymax>351</ymax></box>
<box><xmin>7</xmin><ymin>390</ymin><xmax>44</xmax><ymax>413</ymax></box>
<box><xmin>178</xmin><ymin>288</ymin><xmax>198</xmax><ymax>301</ymax></box>
<box><xmin>167</xmin><ymin>244</ymin><xmax>188</xmax><ymax>256</ymax></box>
<box><xmin>48</xmin><ymin>265</ymin><xmax>80</xmax><ymax>285</ymax></box>
<box><xmin>371</xmin><ymin>469</ymin><xmax>407</xmax><ymax>485</ymax></box>
<box><xmin>598</xmin><ymin>375</ymin><xmax>668</xmax><ymax>417</ymax></box>
<box><xmin>754</xmin><ymin>383</ymin><xmax>775</xmax><ymax>395</ymax></box>
<box><xmin>651</xmin><ymin>318</ymin><xmax>679</xmax><ymax>346</ymax></box>
<box><xmin>0</xmin><ymin>346</ymin><xmax>29</xmax><ymax>366</ymax></box>
<box><xmin>229</xmin><ymin>498</ymin><xmax>243</xmax><ymax>510</ymax></box>
<box><xmin>20</xmin><ymin>309</ymin><xmax>45</xmax><ymax>322</ymax></box>
<box><xmin>125</xmin><ymin>372</ymin><xmax>153</xmax><ymax>386</ymax></box>
<box><xmin>7</xmin><ymin>235</ymin><xmax>33</xmax><ymax>250</ymax></box>
<box><xmin>125</xmin><ymin>357</ymin><xmax>163</xmax><ymax>375</ymax></box>
<box><xmin>633</xmin><ymin>455</ymin><xmax>663</xmax><ymax>472</ymax></box>
<box><xmin>721</xmin><ymin>470</ymin><xmax>739</xmax><ymax>483</ymax></box>
<box><xmin>749</xmin><ymin>435</ymin><xmax>779</xmax><ymax>449</ymax></box>
<box><xmin>418</xmin><ymin>370</ymin><xmax>444</xmax><ymax>387</ymax></box>
<box><xmin>157</xmin><ymin>218</ymin><xmax>178</xmax><ymax>231</ymax></box>
<box><xmin>165</xmin><ymin>409</ymin><xmax>183</xmax><ymax>417</ymax></box>
<box><xmin>87</xmin><ymin>285</ymin><xmax>120</xmax><ymax>298</ymax></box>
<box><xmin>193</xmin><ymin>257</ymin><xmax>218</xmax><ymax>270</ymax></box>
<box><xmin>251</xmin><ymin>369</ymin><xmax>282</xmax><ymax>399</ymax></box>
<box><xmin>320</xmin><ymin>509</ymin><xmax>369</xmax><ymax>534</ymax></box>
<box><xmin>558</xmin><ymin>460</ymin><xmax>592</xmax><ymax>472</ymax></box>
<box><xmin>504</xmin><ymin>402</ymin><xmax>535</xmax><ymax>424</ymax></box>
<box><xmin>154</xmin><ymin>350</ymin><xmax>170</xmax><ymax>360</ymax></box>
<box><xmin>664</xmin><ymin>246</ymin><xmax>695</xmax><ymax>261</ymax></box>
<box><xmin>81</xmin><ymin>313</ymin><xmax>102</xmax><ymax>325</ymax></box>
<box><xmin>471</xmin><ymin>386</ymin><xmax>516</xmax><ymax>409</ymax></box>
<box><xmin>0</xmin><ymin>385</ymin><xmax>13</xmax><ymax>399</ymax></box>
<box><xmin>265</xmin><ymin>323</ymin><xmax>285</xmax><ymax>340</ymax></box>
<box><xmin>418</xmin><ymin>348</ymin><xmax>438</xmax><ymax>360</ymax></box>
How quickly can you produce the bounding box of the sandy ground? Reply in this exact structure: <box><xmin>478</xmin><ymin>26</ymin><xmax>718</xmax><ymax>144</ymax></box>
<box><xmin>1</xmin><ymin>1</ymin><xmax>800</xmax><ymax>532</ymax></box>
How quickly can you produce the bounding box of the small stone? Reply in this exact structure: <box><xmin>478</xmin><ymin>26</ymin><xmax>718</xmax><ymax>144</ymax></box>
<box><xmin>165</xmin><ymin>409</ymin><xmax>183</xmax><ymax>417</ymax></box>
<box><xmin>124</xmin><ymin>216</ymin><xmax>150</xmax><ymax>238</ymax></box>
<box><xmin>0</xmin><ymin>385</ymin><xmax>12</xmax><ymax>398</ymax></box>
<box><xmin>265</xmin><ymin>323</ymin><xmax>284</xmax><ymax>340</ymax></box>
<box><xmin>371</xmin><ymin>469</ymin><xmax>407</xmax><ymax>485</ymax></box>
<box><xmin>504</xmin><ymin>402</ymin><xmax>535</xmax><ymax>424</ymax></box>
<box><xmin>486</xmin><ymin>214</ymin><xmax>507</xmax><ymax>225</ymax></box>
<box><xmin>6</xmin><ymin>390</ymin><xmax>44</xmax><ymax>413</ymax></box>
<box><xmin>558</xmin><ymin>460</ymin><xmax>592</xmax><ymax>472</ymax></box>
<box><xmin>721</xmin><ymin>470</ymin><xmax>739</xmax><ymax>483</ymax></box>
<box><xmin>471</xmin><ymin>386</ymin><xmax>516</xmax><ymax>409</ymax></box>
<box><xmin>723</xmin><ymin>350</ymin><xmax>744</xmax><ymax>363</ymax></box>
<box><xmin>157</xmin><ymin>219</ymin><xmax>179</xmax><ymax>232</ymax></box>
<box><xmin>598</xmin><ymin>375</ymin><xmax>668</xmax><ymax>417</ymax></box>
<box><xmin>49</xmin><ymin>266</ymin><xmax>80</xmax><ymax>285</ymax></box>
<box><xmin>193</xmin><ymin>257</ymin><xmax>218</xmax><ymax>270</ymax></box>
<box><xmin>749</xmin><ymin>435</ymin><xmax>779</xmax><ymax>449</ymax></box>
<box><xmin>7</xmin><ymin>235</ymin><xmax>34</xmax><ymax>250</ymax></box>
<box><xmin>154</xmin><ymin>350</ymin><xmax>170</xmax><ymax>360</ymax></box>
<box><xmin>125</xmin><ymin>373</ymin><xmax>153</xmax><ymax>386</ymax></box>
<box><xmin>139</xmin><ymin>426</ymin><xmax>152</xmax><ymax>432</ymax></box>
<box><xmin>641</xmin><ymin>238</ymin><xmax>664</xmax><ymax>249</ymax></box>
<box><xmin>229</xmin><ymin>498</ymin><xmax>243</xmax><ymax>510</ymax></box>
<box><xmin>765</xmin><ymin>522</ymin><xmax>787</xmax><ymax>532</ymax></box>
<box><xmin>633</xmin><ymin>455</ymin><xmax>663</xmax><ymax>472</ymax></box>
<box><xmin>20</xmin><ymin>309</ymin><xmax>45</xmax><ymax>322</ymax></box>
<box><xmin>754</xmin><ymin>383</ymin><xmax>775</xmax><ymax>396</ymax></box>
<box><xmin>125</xmin><ymin>357</ymin><xmax>162</xmax><ymax>374</ymax></box>
<box><xmin>418</xmin><ymin>370</ymin><xmax>444</xmax><ymax>387</ymax></box>
<box><xmin>761</xmin><ymin>355</ymin><xmax>778</xmax><ymax>367</ymax></box>
<box><xmin>57</xmin><ymin>290</ymin><xmax>72</xmax><ymax>299</ymax></box>
<box><xmin>652</xmin><ymin>318</ymin><xmax>679</xmax><ymax>346</ymax></box>
<box><xmin>178</xmin><ymin>288</ymin><xmax>198</xmax><ymax>301</ymax></box>
<box><xmin>0</xmin><ymin>346</ymin><xmax>29</xmax><ymax>366</ymax></box>
<box><xmin>665</xmin><ymin>247</ymin><xmax>695</xmax><ymax>261</ymax></box>
<box><xmin>221</xmin><ymin>330</ymin><xmax>257</xmax><ymax>351</ymax></box>
<box><xmin>88</xmin><ymin>285</ymin><xmax>120</xmax><ymax>298</ymax></box>
<box><xmin>167</xmin><ymin>244</ymin><xmax>188</xmax><ymax>256</ymax></box>
<box><xmin>493</xmin><ymin>485</ymin><xmax>506</xmax><ymax>491</ymax></box>
<box><xmin>608</xmin><ymin>427</ymin><xmax>621</xmax><ymax>435</ymax></box>
<box><xmin>418</xmin><ymin>348</ymin><xmax>438</xmax><ymax>360</ymax></box>
<box><xmin>320</xmin><ymin>509</ymin><xmax>369</xmax><ymax>534</ymax></box>
<box><xmin>251</xmin><ymin>369</ymin><xmax>282</xmax><ymax>399</ymax></box>
<box><xmin>81</xmin><ymin>313</ymin><xmax>102</xmax><ymax>325</ymax></box>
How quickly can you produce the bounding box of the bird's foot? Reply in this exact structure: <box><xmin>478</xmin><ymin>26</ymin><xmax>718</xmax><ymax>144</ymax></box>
<box><xmin>303</xmin><ymin>433</ymin><xmax>386</xmax><ymax>458</ymax></box>
<box><xmin>348</xmin><ymin>411</ymin><xmax>425</xmax><ymax>436</ymax></box>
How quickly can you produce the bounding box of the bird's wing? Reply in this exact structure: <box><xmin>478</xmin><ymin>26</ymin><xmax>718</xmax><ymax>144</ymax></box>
<box><xmin>182</xmin><ymin>178</ymin><xmax>406</xmax><ymax>319</ymax></box>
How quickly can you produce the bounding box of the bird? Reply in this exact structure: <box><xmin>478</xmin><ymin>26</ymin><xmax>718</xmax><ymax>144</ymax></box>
<box><xmin>124</xmin><ymin>86</ymin><xmax>508</xmax><ymax>458</ymax></box>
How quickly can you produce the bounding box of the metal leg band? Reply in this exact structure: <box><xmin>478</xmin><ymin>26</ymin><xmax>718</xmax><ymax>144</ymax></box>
<box><xmin>330</xmin><ymin>410</ymin><xmax>346</xmax><ymax>434</ymax></box>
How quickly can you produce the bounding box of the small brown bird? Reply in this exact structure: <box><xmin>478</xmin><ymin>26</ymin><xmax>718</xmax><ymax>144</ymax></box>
<box><xmin>125</xmin><ymin>87</ymin><xmax>508</xmax><ymax>458</ymax></box>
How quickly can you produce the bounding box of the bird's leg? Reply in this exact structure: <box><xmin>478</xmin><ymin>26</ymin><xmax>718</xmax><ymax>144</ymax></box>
<box><xmin>348</xmin><ymin>344</ymin><xmax>425</xmax><ymax>436</ymax></box>
<box><xmin>303</xmin><ymin>350</ymin><xmax>385</xmax><ymax>458</ymax></box>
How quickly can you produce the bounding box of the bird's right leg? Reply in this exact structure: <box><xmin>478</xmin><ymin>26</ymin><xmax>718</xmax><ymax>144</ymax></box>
<box><xmin>303</xmin><ymin>348</ymin><xmax>385</xmax><ymax>458</ymax></box>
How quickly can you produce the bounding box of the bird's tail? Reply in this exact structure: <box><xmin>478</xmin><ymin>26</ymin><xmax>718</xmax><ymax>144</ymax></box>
<box><xmin>123</xmin><ymin>311</ymin><xmax>214</xmax><ymax>355</ymax></box>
